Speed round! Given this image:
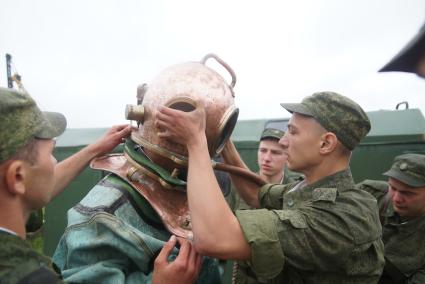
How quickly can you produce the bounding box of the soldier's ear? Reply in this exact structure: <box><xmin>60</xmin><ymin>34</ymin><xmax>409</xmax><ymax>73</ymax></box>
<box><xmin>319</xmin><ymin>132</ymin><xmax>338</xmax><ymax>154</ymax></box>
<box><xmin>4</xmin><ymin>160</ymin><xmax>27</xmax><ymax>196</ymax></box>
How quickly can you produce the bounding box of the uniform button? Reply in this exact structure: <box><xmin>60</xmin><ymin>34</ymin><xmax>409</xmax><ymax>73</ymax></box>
<box><xmin>287</xmin><ymin>199</ymin><xmax>294</xmax><ymax>207</ymax></box>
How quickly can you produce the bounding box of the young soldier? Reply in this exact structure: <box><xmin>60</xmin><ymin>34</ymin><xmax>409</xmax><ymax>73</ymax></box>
<box><xmin>156</xmin><ymin>91</ymin><xmax>385</xmax><ymax>283</ymax></box>
<box><xmin>0</xmin><ymin>87</ymin><xmax>197</xmax><ymax>284</ymax></box>
<box><xmin>358</xmin><ymin>154</ymin><xmax>425</xmax><ymax>283</ymax></box>
<box><xmin>232</xmin><ymin>128</ymin><xmax>302</xmax><ymax>211</ymax></box>
<box><xmin>0</xmin><ymin>87</ymin><xmax>131</xmax><ymax>283</ymax></box>
<box><xmin>258</xmin><ymin>128</ymin><xmax>290</xmax><ymax>184</ymax></box>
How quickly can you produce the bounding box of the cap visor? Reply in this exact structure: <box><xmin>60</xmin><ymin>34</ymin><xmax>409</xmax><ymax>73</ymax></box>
<box><xmin>280</xmin><ymin>103</ymin><xmax>314</xmax><ymax>117</ymax></box>
<box><xmin>35</xmin><ymin>111</ymin><xmax>67</xmax><ymax>139</ymax></box>
<box><xmin>383</xmin><ymin>169</ymin><xmax>425</xmax><ymax>187</ymax></box>
<box><xmin>379</xmin><ymin>24</ymin><xmax>425</xmax><ymax>73</ymax></box>
<box><xmin>261</xmin><ymin>134</ymin><xmax>281</xmax><ymax>140</ymax></box>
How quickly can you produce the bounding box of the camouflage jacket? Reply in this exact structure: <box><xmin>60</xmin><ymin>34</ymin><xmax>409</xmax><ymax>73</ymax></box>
<box><xmin>359</xmin><ymin>180</ymin><xmax>425</xmax><ymax>284</ymax></box>
<box><xmin>228</xmin><ymin>168</ymin><xmax>302</xmax><ymax>211</ymax></box>
<box><xmin>0</xmin><ymin>231</ymin><xmax>63</xmax><ymax>284</ymax></box>
<box><xmin>234</xmin><ymin>169</ymin><xmax>385</xmax><ymax>283</ymax></box>
<box><xmin>53</xmin><ymin>174</ymin><xmax>222</xmax><ymax>284</ymax></box>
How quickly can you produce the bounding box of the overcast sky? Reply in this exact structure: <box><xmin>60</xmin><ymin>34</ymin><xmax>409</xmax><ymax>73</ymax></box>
<box><xmin>1</xmin><ymin>0</ymin><xmax>425</xmax><ymax>128</ymax></box>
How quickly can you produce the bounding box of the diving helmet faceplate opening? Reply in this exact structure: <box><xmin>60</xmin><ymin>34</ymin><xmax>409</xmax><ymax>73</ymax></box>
<box><xmin>214</xmin><ymin>107</ymin><xmax>239</xmax><ymax>155</ymax></box>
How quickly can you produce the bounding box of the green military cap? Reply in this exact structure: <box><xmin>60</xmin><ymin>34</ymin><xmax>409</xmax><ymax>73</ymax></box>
<box><xmin>260</xmin><ymin>128</ymin><xmax>285</xmax><ymax>141</ymax></box>
<box><xmin>383</xmin><ymin>154</ymin><xmax>425</xmax><ymax>187</ymax></box>
<box><xmin>0</xmin><ymin>87</ymin><xmax>67</xmax><ymax>162</ymax></box>
<box><xmin>379</xmin><ymin>22</ymin><xmax>425</xmax><ymax>73</ymax></box>
<box><xmin>280</xmin><ymin>91</ymin><xmax>371</xmax><ymax>150</ymax></box>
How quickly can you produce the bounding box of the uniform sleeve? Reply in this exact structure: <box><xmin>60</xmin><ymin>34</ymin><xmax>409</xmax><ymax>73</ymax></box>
<box><xmin>357</xmin><ymin>179</ymin><xmax>388</xmax><ymax>202</ymax></box>
<box><xmin>236</xmin><ymin>194</ymin><xmax>380</xmax><ymax>281</ymax></box>
<box><xmin>236</xmin><ymin>209</ymin><xmax>284</xmax><ymax>279</ymax></box>
<box><xmin>258</xmin><ymin>183</ymin><xmax>287</xmax><ymax>209</ymax></box>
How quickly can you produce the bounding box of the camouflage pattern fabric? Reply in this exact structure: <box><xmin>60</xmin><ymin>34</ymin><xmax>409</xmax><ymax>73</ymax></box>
<box><xmin>0</xmin><ymin>231</ymin><xmax>63</xmax><ymax>284</ymax></box>
<box><xmin>228</xmin><ymin>170</ymin><xmax>300</xmax><ymax>211</ymax></box>
<box><xmin>280</xmin><ymin>91</ymin><xmax>370</xmax><ymax>150</ymax></box>
<box><xmin>234</xmin><ymin>169</ymin><xmax>384</xmax><ymax>283</ymax></box>
<box><xmin>225</xmin><ymin>171</ymin><xmax>301</xmax><ymax>284</ymax></box>
<box><xmin>359</xmin><ymin>179</ymin><xmax>425</xmax><ymax>283</ymax></box>
<box><xmin>383</xmin><ymin>154</ymin><xmax>425</xmax><ymax>187</ymax></box>
<box><xmin>356</xmin><ymin>179</ymin><xmax>390</xmax><ymax>218</ymax></box>
<box><xmin>260</xmin><ymin>128</ymin><xmax>285</xmax><ymax>141</ymax></box>
<box><xmin>0</xmin><ymin>87</ymin><xmax>66</xmax><ymax>162</ymax></box>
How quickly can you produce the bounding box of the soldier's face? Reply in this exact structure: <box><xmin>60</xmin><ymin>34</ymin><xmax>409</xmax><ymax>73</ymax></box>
<box><xmin>388</xmin><ymin>177</ymin><xmax>425</xmax><ymax>218</ymax></box>
<box><xmin>279</xmin><ymin>113</ymin><xmax>324</xmax><ymax>173</ymax></box>
<box><xmin>24</xmin><ymin>139</ymin><xmax>57</xmax><ymax>210</ymax></box>
<box><xmin>257</xmin><ymin>139</ymin><xmax>287</xmax><ymax>180</ymax></box>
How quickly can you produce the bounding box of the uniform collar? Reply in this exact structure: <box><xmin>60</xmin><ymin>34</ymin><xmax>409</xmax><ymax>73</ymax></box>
<box><xmin>384</xmin><ymin>202</ymin><xmax>425</xmax><ymax>227</ymax></box>
<box><xmin>302</xmin><ymin>168</ymin><xmax>355</xmax><ymax>193</ymax></box>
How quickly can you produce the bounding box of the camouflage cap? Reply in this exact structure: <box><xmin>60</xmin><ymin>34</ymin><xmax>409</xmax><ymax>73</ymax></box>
<box><xmin>379</xmin><ymin>22</ymin><xmax>425</xmax><ymax>73</ymax></box>
<box><xmin>383</xmin><ymin>154</ymin><xmax>425</xmax><ymax>187</ymax></box>
<box><xmin>0</xmin><ymin>87</ymin><xmax>67</xmax><ymax>162</ymax></box>
<box><xmin>260</xmin><ymin>128</ymin><xmax>285</xmax><ymax>141</ymax></box>
<box><xmin>280</xmin><ymin>91</ymin><xmax>371</xmax><ymax>150</ymax></box>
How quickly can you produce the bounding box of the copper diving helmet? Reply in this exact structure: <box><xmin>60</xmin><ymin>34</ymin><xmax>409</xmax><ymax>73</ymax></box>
<box><xmin>126</xmin><ymin>53</ymin><xmax>239</xmax><ymax>173</ymax></box>
<box><xmin>90</xmin><ymin>55</ymin><xmax>265</xmax><ymax>238</ymax></box>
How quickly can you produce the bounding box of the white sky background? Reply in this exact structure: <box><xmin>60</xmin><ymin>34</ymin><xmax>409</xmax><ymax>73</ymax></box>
<box><xmin>1</xmin><ymin>0</ymin><xmax>425</xmax><ymax>128</ymax></box>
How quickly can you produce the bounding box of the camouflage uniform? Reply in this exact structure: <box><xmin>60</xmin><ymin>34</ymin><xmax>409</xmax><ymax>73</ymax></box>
<box><xmin>358</xmin><ymin>154</ymin><xmax>425</xmax><ymax>284</ymax></box>
<box><xmin>234</xmin><ymin>169</ymin><xmax>384</xmax><ymax>283</ymax></box>
<box><xmin>232</xmin><ymin>92</ymin><xmax>385</xmax><ymax>283</ymax></box>
<box><xmin>0</xmin><ymin>231</ymin><xmax>63</xmax><ymax>284</ymax></box>
<box><xmin>229</xmin><ymin>173</ymin><xmax>298</xmax><ymax>211</ymax></box>
<box><xmin>258</xmin><ymin>128</ymin><xmax>304</xmax><ymax>185</ymax></box>
<box><xmin>0</xmin><ymin>87</ymin><xmax>66</xmax><ymax>284</ymax></box>
<box><xmin>229</xmin><ymin>128</ymin><xmax>302</xmax><ymax>211</ymax></box>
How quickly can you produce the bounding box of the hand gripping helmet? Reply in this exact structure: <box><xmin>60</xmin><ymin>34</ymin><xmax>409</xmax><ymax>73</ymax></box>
<box><xmin>126</xmin><ymin>53</ymin><xmax>239</xmax><ymax>170</ymax></box>
<box><xmin>91</xmin><ymin>54</ymin><xmax>239</xmax><ymax>238</ymax></box>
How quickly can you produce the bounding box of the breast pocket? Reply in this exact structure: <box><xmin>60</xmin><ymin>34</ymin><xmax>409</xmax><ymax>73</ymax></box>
<box><xmin>274</xmin><ymin>210</ymin><xmax>308</xmax><ymax>229</ymax></box>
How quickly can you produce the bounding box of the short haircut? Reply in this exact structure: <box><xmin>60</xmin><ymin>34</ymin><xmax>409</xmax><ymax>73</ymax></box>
<box><xmin>8</xmin><ymin>138</ymin><xmax>39</xmax><ymax>165</ymax></box>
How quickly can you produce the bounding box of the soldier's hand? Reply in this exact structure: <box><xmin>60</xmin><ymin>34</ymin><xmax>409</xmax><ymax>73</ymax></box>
<box><xmin>155</xmin><ymin>100</ymin><xmax>206</xmax><ymax>147</ymax></box>
<box><xmin>152</xmin><ymin>235</ymin><xmax>202</xmax><ymax>284</ymax></box>
<box><xmin>87</xmin><ymin>124</ymin><xmax>133</xmax><ymax>157</ymax></box>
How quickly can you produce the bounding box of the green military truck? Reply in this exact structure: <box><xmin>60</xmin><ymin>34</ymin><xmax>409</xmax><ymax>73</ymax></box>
<box><xmin>40</xmin><ymin>107</ymin><xmax>425</xmax><ymax>258</ymax></box>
